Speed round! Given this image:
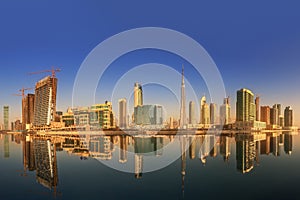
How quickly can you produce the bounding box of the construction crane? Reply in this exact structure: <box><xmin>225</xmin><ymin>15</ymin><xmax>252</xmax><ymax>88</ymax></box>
<box><xmin>19</xmin><ymin>87</ymin><xmax>34</xmax><ymax>98</ymax></box>
<box><xmin>29</xmin><ymin>67</ymin><xmax>61</xmax><ymax>78</ymax></box>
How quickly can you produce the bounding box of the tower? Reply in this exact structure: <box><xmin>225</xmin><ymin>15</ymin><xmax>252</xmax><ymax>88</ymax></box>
<box><xmin>284</xmin><ymin>106</ymin><xmax>293</xmax><ymax>127</ymax></box>
<box><xmin>179</xmin><ymin>65</ymin><xmax>187</xmax><ymax>129</ymax></box>
<box><xmin>189</xmin><ymin>101</ymin><xmax>196</xmax><ymax>125</ymax></box>
<box><xmin>3</xmin><ymin>106</ymin><xmax>9</xmax><ymax>130</ymax></box>
<box><xmin>118</xmin><ymin>98</ymin><xmax>127</xmax><ymax>129</ymax></box>
<box><xmin>210</xmin><ymin>103</ymin><xmax>217</xmax><ymax>125</ymax></box>
<box><xmin>236</xmin><ymin>88</ymin><xmax>255</xmax><ymax>122</ymax></box>
<box><xmin>220</xmin><ymin>97</ymin><xmax>231</xmax><ymax>125</ymax></box>
<box><xmin>255</xmin><ymin>96</ymin><xmax>260</xmax><ymax>121</ymax></box>
<box><xmin>134</xmin><ymin>83</ymin><xmax>143</xmax><ymax>107</ymax></box>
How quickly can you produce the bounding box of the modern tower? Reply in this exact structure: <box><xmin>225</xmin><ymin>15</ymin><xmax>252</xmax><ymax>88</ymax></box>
<box><xmin>284</xmin><ymin>106</ymin><xmax>293</xmax><ymax>127</ymax></box>
<box><xmin>255</xmin><ymin>96</ymin><xmax>260</xmax><ymax>121</ymax></box>
<box><xmin>189</xmin><ymin>101</ymin><xmax>196</xmax><ymax>124</ymax></box>
<box><xmin>210</xmin><ymin>103</ymin><xmax>217</xmax><ymax>125</ymax></box>
<box><xmin>220</xmin><ymin>97</ymin><xmax>231</xmax><ymax>125</ymax></box>
<box><xmin>179</xmin><ymin>65</ymin><xmax>187</xmax><ymax>129</ymax></box>
<box><xmin>23</xmin><ymin>94</ymin><xmax>35</xmax><ymax>127</ymax></box>
<box><xmin>236</xmin><ymin>88</ymin><xmax>255</xmax><ymax>122</ymax></box>
<box><xmin>33</xmin><ymin>76</ymin><xmax>57</xmax><ymax>127</ymax></box>
<box><xmin>118</xmin><ymin>98</ymin><xmax>127</xmax><ymax>129</ymax></box>
<box><xmin>134</xmin><ymin>83</ymin><xmax>143</xmax><ymax>107</ymax></box>
<box><xmin>270</xmin><ymin>106</ymin><xmax>278</xmax><ymax>125</ymax></box>
<box><xmin>260</xmin><ymin>106</ymin><xmax>270</xmax><ymax>125</ymax></box>
<box><xmin>200</xmin><ymin>96</ymin><xmax>210</xmax><ymax>125</ymax></box>
<box><xmin>3</xmin><ymin>106</ymin><xmax>9</xmax><ymax>130</ymax></box>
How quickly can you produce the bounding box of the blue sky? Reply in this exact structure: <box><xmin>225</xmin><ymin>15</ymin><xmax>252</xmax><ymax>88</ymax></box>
<box><xmin>0</xmin><ymin>0</ymin><xmax>300</xmax><ymax>125</ymax></box>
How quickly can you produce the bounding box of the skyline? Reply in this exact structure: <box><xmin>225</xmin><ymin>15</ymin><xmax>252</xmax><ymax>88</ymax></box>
<box><xmin>1</xmin><ymin>1</ymin><xmax>300</xmax><ymax>126</ymax></box>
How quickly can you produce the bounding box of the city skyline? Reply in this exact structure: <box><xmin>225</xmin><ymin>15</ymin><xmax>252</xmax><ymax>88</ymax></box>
<box><xmin>1</xmin><ymin>1</ymin><xmax>300</xmax><ymax>127</ymax></box>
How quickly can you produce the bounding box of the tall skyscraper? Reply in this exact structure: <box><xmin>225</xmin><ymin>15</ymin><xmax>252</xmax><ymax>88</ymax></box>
<box><xmin>255</xmin><ymin>96</ymin><xmax>260</xmax><ymax>121</ymax></box>
<box><xmin>23</xmin><ymin>94</ymin><xmax>35</xmax><ymax>127</ymax></box>
<box><xmin>188</xmin><ymin>101</ymin><xmax>196</xmax><ymax>124</ymax></box>
<box><xmin>200</xmin><ymin>96</ymin><xmax>210</xmax><ymax>125</ymax></box>
<box><xmin>274</xmin><ymin>104</ymin><xmax>282</xmax><ymax>122</ymax></box>
<box><xmin>260</xmin><ymin>106</ymin><xmax>270</xmax><ymax>125</ymax></box>
<box><xmin>118</xmin><ymin>98</ymin><xmax>127</xmax><ymax>129</ymax></box>
<box><xmin>210</xmin><ymin>103</ymin><xmax>217</xmax><ymax>125</ymax></box>
<box><xmin>33</xmin><ymin>76</ymin><xmax>57</xmax><ymax>127</ymax></box>
<box><xmin>134</xmin><ymin>83</ymin><xmax>143</xmax><ymax>107</ymax></box>
<box><xmin>284</xmin><ymin>106</ymin><xmax>293</xmax><ymax>127</ymax></box>
<box><xmin>220</xmin><ymin>97</ymin><xmax>231</xmax><ymax>125</ymax></box>
<box><xmin>236</xmin><ymin>88</ymin><xmax>255</xmax><ymax>122</ymax></box>
<box><xmin>3</xmin><ymin>106</ymin><xmax>9</xmax><ymax>130</ymax></box>
<box><xmin>179</xmin><ymin>65</ymin><xmax>186</xmax><ymax>129</ymax></box>
<box><xmin>270</xmin><ymin>106</ymin><xmax>278</xmax><ymax>125</ymax></box>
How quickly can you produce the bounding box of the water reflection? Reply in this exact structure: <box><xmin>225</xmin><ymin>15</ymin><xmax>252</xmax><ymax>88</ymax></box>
<box><xmin>0</xmin><ymin>131</ymin><xmax>298</xmax><ymax>196</ymax></box>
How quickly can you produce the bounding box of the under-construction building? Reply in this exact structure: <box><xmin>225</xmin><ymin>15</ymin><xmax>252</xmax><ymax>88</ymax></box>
<box><xmin>33</xmin><ymin>76</ymin><xmax>57</xmax><ymax>127</ymax></box>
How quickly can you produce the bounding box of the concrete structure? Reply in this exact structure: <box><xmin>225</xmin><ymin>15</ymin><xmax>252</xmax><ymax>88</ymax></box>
<box><xmin>3</xmin><ymin>105</ymin><xmax>9</xmax><ymax>130</ymax></box>
<box><xmin>284</xmin><ymin>106</ymin><xmax>293</xmax><ymax>127</ymax></box>
<box><xmin>220</xmin><ymin>97</ymin><xmax>231</xmax><ymax>125</ymax></box>
<box><xmin>62</xmin><ymin>108</ymin><xmax>75</xmax><ymax>127</ymax></box>
<box><xmin>33</xmin><ymin>76</ymin><xmax>57</xmax><ymax>127</ymax></box>
<box><xmin>270</xmin><ymin>106</ymin><xmax>278</xmax><ymax>125</ymax></box>
<box><xmin>23</xmin><ymin>94</ymin><xmax>35</xmax><ymax>129</ymax></box>
<box><xmin>179</xmin><ymin>65</ymin><xmax>187</xmax><ymax>129</ymax></box>
<box><xmin>189</xmin><ymin>101</ymin><xmax>196</xmax><ymax>125</ymax></box>
<box><xmin>118</xmin><ymin>98</ymin><xmax>127</xmax><ymax>129</ymax></box>
<box><xmin>134</xmin><ymin>83</ymin><xmax>143</xmax><ymax>107</ymax></box>
<box><xmin>210</xmin><ymin>103</ymin><xmax>217</xmax><ymax>125</ymax></box>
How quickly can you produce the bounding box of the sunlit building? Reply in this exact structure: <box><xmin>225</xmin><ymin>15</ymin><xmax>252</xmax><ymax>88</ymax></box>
<box><xmin>236</xmin><ymin>88</ymin><xmax>255</xmax><ymax>122</ymax></box>
<box><xmin>210</xmin><ymin>103</ymin><xmax>217</xmax><ymax>125</ymax></box>
<box><xmin>90</xmin><ymin>101</ymin><xmax>115</xmax><ymax>129</ymax></box>
<box><xmin>118</xmin><ymin>98</ymin><xmax>127</xmax><ymax>129</ymax></box>
<box><xmin>23</xmin><ymin>94</ymin><xmax>35</xmax><ymax>129</ymax></box>
<box><xmin>220</xmin><ymin>97</ymin><xmax>231</xmax><ymax>125</ymax></box>
<box><xmin>189</xmin><ymin>101</ymin><xmax>196</xmax><ymax>125</ymax></box>
<box><xmin>134</xmin><ymin>105</ymin><xmax>163</xmax><ymax>128</ymax></box>
<box><xmin>134</xmin><ymin>82</ymin><xmax>143</xmax><ymax>107</ymax></box>
<box><xmin>260</xmin><ymin>106</ymin><xmax>270</xmax><ymax>125</ymax></box>
<box><xmin>33</xmin><ymin>76</ymin><xmax>58</xmax><ymax>127</ymax></box>
<box><xmin>3</xmin><ymin>105</ymin><xmax>9</xmax><ymax>130</ymax></box>
<box><xmin>284</xmin><ymin>106</ymin><xmax>293</xmax><ymax>127</ymax></box>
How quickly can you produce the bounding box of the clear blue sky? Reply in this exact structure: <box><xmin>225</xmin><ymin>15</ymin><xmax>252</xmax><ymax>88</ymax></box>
<box><xmin>0</xmin><ymin>0</ymin><xmax>300</xmax><ymax>125</ymax></box>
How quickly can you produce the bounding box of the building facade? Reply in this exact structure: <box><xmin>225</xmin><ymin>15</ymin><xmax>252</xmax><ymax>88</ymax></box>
<box><xmin>260</xmin><ymin>106</ymin><xmax>270</xmax><ymax>125</ymax></box>
<box><xmin>284</xmin><ymin>106</ymin><xmax>293</xmax><ymax>127</ymax></box>
<box><xmin>118</xmin><ymin>98</ymin><xmax>127</xmax><ymax>129</ymax></box>
<box><xmin>3</xmin><ymin>105</ymin><xmax>9</xmax><ymax>130</ymax></box>
<box><xmin>189</xmin><ymin>101</ymin><xmax>196</xmax><ymax>125</ymax></box>
<box><xmin>134</xmin><ymin>105</ymin><xmax>163</xmax><ymax>127</ymax></box>
<box><xmin>220</xmin><ymin>97</ymin><xmax>231</xmax><ymax>125</ymax></box>
<box><xmin>210</xmin><ymin>103</ymin><xmax>217</xmax><ymax>125</ymax></box>
<box><xmin>134</xmin><ymin>83</ymin><xmax>143</xmax><ymax>107</ymax></box>
<box><xmin>33</xmin><ymin>76</ymin><xmax>57</xmax><ymax>127</ymax></box>
<box><xmin>236</xmin><ymin>88</ymin><xmax>255</xmax><ymax>122</ymax></box>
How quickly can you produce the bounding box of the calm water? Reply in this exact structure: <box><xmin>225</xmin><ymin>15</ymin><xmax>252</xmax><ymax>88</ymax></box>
<box><xmin>0</xmin><ymin>132</ymin><xmax>299</xmax><ymax>200</ymax></box>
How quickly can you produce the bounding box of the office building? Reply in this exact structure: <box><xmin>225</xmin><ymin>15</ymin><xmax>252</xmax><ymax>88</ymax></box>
<box><xmin>236</xmin><ymin>88</ymin><xmax>255</xmax><ymax>122</ymax></box>
<box><xmin>33</xmin><ymin>76</ymin><xmax>57</xmax><ymax>127</ymax></box>
<box><xmin>23</xmin><ymin>94</ymin><xmax>35</xmax><ymax>128</ymax></box>
<box><xmin>210</xmin><ymin>103</ymin><xmax>217</xmax><ymax>125</ymax></box>
<box><xmin>200</xmin><ymin>96</ymin><xmax>210</xmax><ymax>125</ymax></box>
<box><xmin>90</xmin><ymin>101</ymin><xmax>115</xmax><ymax>129</ymax></box>
<box><xmin>270</xmin><ymin>106</ymin><xmax>278</xmax><ymax>125</ymax></box>
<box><xmin>134</xmin><ymin>105</ymin><xmax>163</xmax><ymax>126</ymax></box>
<box><xmin>3</xmin><ymin>106</ymin><xmax>9</xmax><ymax>130</ymax></box>
<box><xmin>189</xmin><ymin>101</ymin><xmax>196</xmax><ymax>124</ymax></box>
<box><xmin>284</xmin><ymin>106</ymin><xmax>293</xmax><ymax>127</ymax></box>
<box><xmin>220</xmin><ymin>97</ymin><xmax>231</xmax><ymax>125</ymax></box>
<box><xmin>255</xmin><ymin>96</ymin><xmax>260</xmax><ymax>121</ymax></box>
<box><xmin>62</xmin><ymin>108</ymin><xmax>75</xmax><ymax>127</ymax></box>
<box><xmin>260</xmin><ymin>106</ymin><xmax>270</xmax><ymax>125</ymax></box>
<box><xmin>118</xmin><ymin>98</ymin><xmax>127</xmax><ymax>129</ymax></box>
<box><xmin>73</xmin><ymin>107</ymin><xmax>90</xmax><ymax>127</ymax></box>
<box><xmin>134</xmin><ymin>83</ymin><xmax>143</xmax><ymax>107</ymax></box>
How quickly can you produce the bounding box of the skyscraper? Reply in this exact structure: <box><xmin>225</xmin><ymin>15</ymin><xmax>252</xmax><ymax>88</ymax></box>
<box><xmin>23</xmin><ymin>94</ymin><xmax>35</xmax><ymax>127</ymax></box>
<box><xmin>236</xmin><ymin>88</ymin><xmax>255</xmax><ymax>122</ymax></box>
<box><xmin>189</xmin><ymin>101</ymin><xmax>196</xmax><ymax>124</ymax></box>
<box><xmin>220</xmin><ymin>97</ymin><xmax>231</xmax><ymax>125</ymax></box>
<box><xmin>270</xmin><ymin>106</ymin><xmax>278</xmax><ymax>125</ymax></box>
<box><xmin>33</xmin><ymin>76</ymin><xmax>57</xmax><ymax>127</ymax></box>
<box><xmin>210</xmin><ymin>103</ymin><xmax>217</xmax><ymax>125</ymax></box>
<box><xmin>255</xmin><ymin>96</ymin><xmax>260</xmax><ymax>121</ymax></box>
<box><xmin>179</xmin><ymin>65</ymin><xmax>186</xmax><ymax>129</ymax></box>
<box><xmin>260</xmin><ymin>106</ymin><xmax>270</xmax><ymax>125</ymax></box>
<box><xmin>200</xmin><ymin>96</ymin><xmax>210</xmax><ymax>125</ymax></box>
<box><xmin>3</xmin><ymin>106</ymin><xmax>9</xmax><ymax>130</ymax></box>
<box><xmin>118</xmin><ymin>98</ymin><xmax>127</xmax><ymax>129</ymax></box>
<box><xmin>284</xmin><ymin>106</ymin><xmax>293</xmax><ymax>127</ymax></box>
<box><xmin>134</xmin><ymin>83</ymin><xmax>143</xmax><ymax>107</ymax></box>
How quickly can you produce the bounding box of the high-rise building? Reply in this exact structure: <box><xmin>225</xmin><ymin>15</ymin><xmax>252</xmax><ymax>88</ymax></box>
<box><xmin>260</xmin><ymin>106</ymin><xmax>270</xmax><ymax>125</ymax></box>
<box><xmin>220</xmin><ymin>97</ymin><xmax>231</xmax><ymax>125</ymax></box>
<box><xmin>23</xmin><ymin>94</ymin><xmax>35</xmax><ymax>128</ymax></box>
<box><xmin>274</xmin><ymin>104</ymin><xmax>282</xmax><ymax>123</ymax></box>
<box><xmin>270</xmin><ymin>106</ymin><xmax>278</xmax><ymax>125</ymax></box>
<box><xmin>284</xmin><ymin>106</ymin><xmax>293</xmax><ymax>127</ymax></box>
<box><xmin>255</xmin><ymin>96</ymin><xmax>260</xmax><ymax>121</ymax></box>
<box><xmin>3</xmin><ymin>106</ymin><xmax>9</xmax><ymax>130</ymax></box>
<box><xmin>134</xmin><ymin>105</ymin><xmax>163</xmax><ymax>126</ymax></box>
<box><xmin>200</xmin><ymin>96</ymin><xmax>210</xmax><ymax>125</ymax></box>
<box><xmin>210</xmin><ymin>103</ymin><xmax>217</xmax><ymax>125</ymax></box>
<box><xmin>118</xmin><ymin>98</ymin><xmax>127</xmax><ymax>129</ymax></box>
<box><xmin>33</xmin><ymin>76</ymin><xmax>57</xmax><ymax>127</ymax></box>
<box><xmin>179</xmin><ymin>65</ymin><xmax>187</xmax><ymax>128</ymax></box>
<box><xmin>134</xmin><ymin>83</ymin><xmax>143</xmax><ymax>107</ymax></box>
<box><xmin>236</xmin><ymin>88</ymin><xmax>255</xmax><ymax>122</ymax></box>
<box><xmin>189</xmin><ymin>101</ymin><xmax>196</xmax><ymax>124</ymax></box>
<box><xmin>90</xmin><ymin>101</ymin><xmax>115</xmax><ymax>129</ymax></box>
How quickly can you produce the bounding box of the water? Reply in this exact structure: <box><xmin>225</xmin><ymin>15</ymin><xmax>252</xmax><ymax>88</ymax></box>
<box><xmin>0</xmin><ymin>132</ymin><xmax>299</xmax><ymax>200</ymax></box>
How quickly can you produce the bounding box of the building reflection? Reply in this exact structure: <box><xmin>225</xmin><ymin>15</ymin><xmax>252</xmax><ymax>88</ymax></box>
<box><xmin>4</xmin><ymin>135</ymin><xmax>10</xmax><ymax>158</ymax></box>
